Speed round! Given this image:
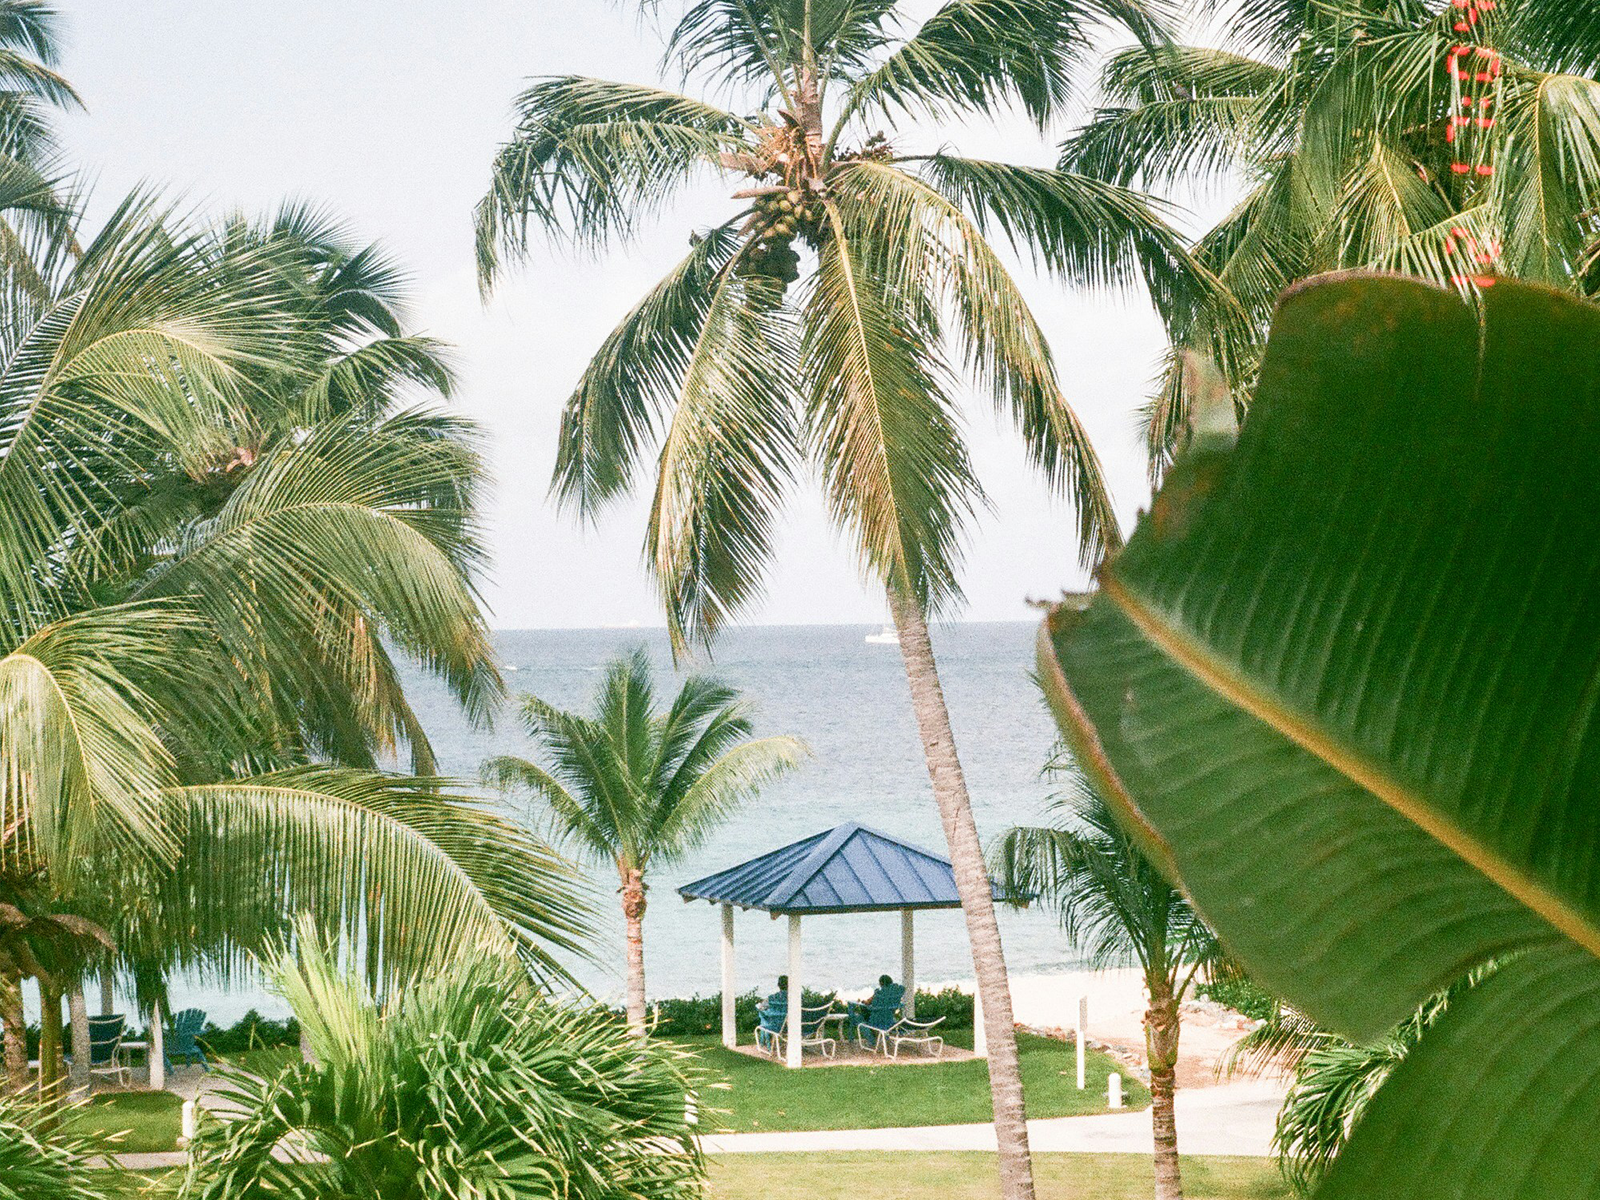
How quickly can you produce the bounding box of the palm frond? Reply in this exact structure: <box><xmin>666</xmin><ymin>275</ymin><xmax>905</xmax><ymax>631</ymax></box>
<box><xmin>0</xmin><ymin>605</ymin><xmax>189</xmax><ymax>875</ymax></box>
<box><xmin>802</xmin><ymin>198</ymin><xmax>981</xmax><ymax>611</ymax></box>
<box><xmin>832</xmin><ymin>160</ymin><xmax>1121</xmax><ymax>563</ymax></box>
<box><xmin>840</xmin><ymin>0</ymin><xmax>1171</xmax><ymax>132</ymax></box>
<box><xmin>161</xmin><ymin>768</ymin><xmax>589</xmax><ymax>988</ymax></box>
<box><xmin>553</xmin><ymin>222</ymin><xmax>742</xmax><ymax>516</ymax></box>
<box><xmin>652</xmin><ymin>734</ymin><xmax>807</xmax><ymax>855</ymax></box>
<box><xmin>476</xmin><ymin>77</ymin><xmax>750</xmax><ymax>286</ymax></box>
<box><xmin>645</xmin><ymin>263</ymin><xmax>799</xmax><ymax>652</ymax></box>
<box><xmin>920</xmin><ymin>153</ymin><xmax>1221</xmax><ymax>337</ymax></box>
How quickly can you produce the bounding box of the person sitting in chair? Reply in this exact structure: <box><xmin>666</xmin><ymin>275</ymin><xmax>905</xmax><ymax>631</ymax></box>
<box><xmin>764</xmin><ymin>975</ymin><xmax>789</xmax><ymax>1014</ymax></box>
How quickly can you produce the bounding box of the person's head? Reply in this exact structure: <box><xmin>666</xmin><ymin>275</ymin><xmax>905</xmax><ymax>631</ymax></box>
<box><xmin>777</xmin><ymin>975</ymin><xmax>788</xmax><ymax>992</ymax></box>
<box><xmin>879</xmin><ymin>974</ymin><xmax>893</xmax><ymax>989</ymax></box>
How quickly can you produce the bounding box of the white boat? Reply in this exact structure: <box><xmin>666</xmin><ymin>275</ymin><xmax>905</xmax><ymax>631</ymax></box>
<box><xmin>864</xmin><ymin>624</ymin><xmax>899</xmax><ymax>645</ymax></box>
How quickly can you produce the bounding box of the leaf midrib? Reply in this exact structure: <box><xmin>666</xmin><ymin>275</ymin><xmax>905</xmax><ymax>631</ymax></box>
<box><xmin>1100</xmin><ymin>569</ymin><xmax>1600</xmax><ymax>962</ymax></box>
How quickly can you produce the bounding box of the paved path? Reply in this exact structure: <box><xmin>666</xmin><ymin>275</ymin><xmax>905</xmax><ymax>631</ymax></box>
<box><xmin>698</xmin><ymin>1079</ymin><xmax>1285</xmax><ymax>1157</ymax></box>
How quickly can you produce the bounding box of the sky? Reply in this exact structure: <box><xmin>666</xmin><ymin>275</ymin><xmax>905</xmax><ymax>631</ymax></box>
<box><xmin>57</xmin><ymin>1</ymin><xmax>1203</xmax><ymax>631</ymax></box>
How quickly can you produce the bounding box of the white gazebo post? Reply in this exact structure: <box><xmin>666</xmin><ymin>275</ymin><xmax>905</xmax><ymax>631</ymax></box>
<box><xmin>148</xmin><ymin>1001</ymin><xmax>166</xmax><ymax>1091</ymax></box>
<box><xmin>785</xmin><ymin>914</ymin><xmax>803</xmax><ymax>1069</ymax></box>
<box><xmin>720</xmin><ymin>903</ymin><xmax>737</xmax><ymax>1049</ymax></box>
<box><xmin>972</xmin><ymin>981</ymin><xmax>987</xmax><ymax>1059</ymax></box>
<box><xmin>900</xmin><ymin>909</ymin><xmax>915</xmax><ymax>1018</ymax></box>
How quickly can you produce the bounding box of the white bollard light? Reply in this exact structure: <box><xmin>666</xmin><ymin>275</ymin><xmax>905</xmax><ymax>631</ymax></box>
<box><xmin>180</xmin><ymin>1099</ymin><xmax>197</xmax><ymax>1145</ymax></box>
<box><xmin>1075</xmin><ymin>994</ymin><xmax>1088</xmax><ymax>1090</ymax></box>
<box><xmin>1108</xmin><ymin>1072</ymin><xmax>1123</xmax><ymax>1109</ymax></box>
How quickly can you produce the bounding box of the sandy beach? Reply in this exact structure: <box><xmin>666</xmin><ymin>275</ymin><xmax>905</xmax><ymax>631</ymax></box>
<box><xmin>934</xmin><ymin>968</ymin><xmax>1273</xmax><ymax>1090</ymax></box>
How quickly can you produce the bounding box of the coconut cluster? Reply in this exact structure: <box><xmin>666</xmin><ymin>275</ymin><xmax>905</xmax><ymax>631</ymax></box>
<box><xmin>739</xmin><ymin>187</ymin><xmax>823</xmax><ymax>285</ymax></box>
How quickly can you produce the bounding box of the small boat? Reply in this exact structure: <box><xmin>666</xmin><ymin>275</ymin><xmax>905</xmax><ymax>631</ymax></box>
<box><xmin>864</xmin><ymin>624</ymin><xmax>899</xmax><ymax>645</ymax></box>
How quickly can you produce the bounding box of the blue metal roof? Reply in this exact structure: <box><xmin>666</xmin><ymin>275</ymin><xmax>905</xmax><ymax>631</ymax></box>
<box><xmin>677</xmin><ymin>822</ymin><xmax>1007</xmax><ymax>915</ymax></box>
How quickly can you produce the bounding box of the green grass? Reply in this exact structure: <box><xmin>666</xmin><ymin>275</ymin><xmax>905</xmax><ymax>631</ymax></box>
<box><xmin>64</xmin><ymin>1091</ymin><xmax>184</xmax><ymax>1154</ymax></box>
<box><xmin>67</xmin><ymin>1048</ymin><xmax>299</xmax><ymax>1158</ymax></box>
<box><xmin>682</xmin><ymin>1031</ymin><xmax>1150</xmax><ymax>1132</ymax></box>
<box><xmin>709</xmin><ymin>1152</ymin><xmax>1290</xmax><ymax>1199</ymax></box>
<box><xmin>109</xmin><ymin>1153</ymin><xmax>1286</xmax><ymax>1200</ymax></box>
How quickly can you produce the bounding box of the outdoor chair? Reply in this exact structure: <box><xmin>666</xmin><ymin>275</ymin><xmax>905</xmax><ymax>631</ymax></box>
<box><xmin>164</xmin><ymin>1007</ymin><xmax>210</xmax><ymax>1072</ymax></box>
<box><xmin>71</xmin><ymin>1014</ymin><xmax>129</xmax><ymax>1087</ymax></box>
<box><xmin>850</xmin><ymin>984</ymin><xmax>905</xmax><ymax>1054</ymax></box>
<box><xmin>754</xmin><ymin>1003</ymin><xmax>786</xmax><ymax>1057</ymax></box>
<box><xmin>885</xmin><ymin>1014</ymin><xmax>946</xmax><ymax>1059</ymax></box>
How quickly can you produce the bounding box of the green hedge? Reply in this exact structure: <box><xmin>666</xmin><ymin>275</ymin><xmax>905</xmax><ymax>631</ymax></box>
<box><xmin>1195</xmin><ymin>975</ymin><xmax>1279</xmax><ymax>1021</ymax></box>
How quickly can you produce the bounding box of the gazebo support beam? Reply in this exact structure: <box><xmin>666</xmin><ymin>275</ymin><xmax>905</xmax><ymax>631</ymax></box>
<box><xmin>720</xmin><ymin>903</ymin><xmax>736</xmax><ymax>1049</ymax></box>
<box><xmin>786</xmin><ymin>914</ymin><xmax>802</xmax><ymax>1069</ymax></box>
<box><xmin>901</xmin><ymin>909</ymin><xmax>915</xmax><ymax>1018</ymax></box>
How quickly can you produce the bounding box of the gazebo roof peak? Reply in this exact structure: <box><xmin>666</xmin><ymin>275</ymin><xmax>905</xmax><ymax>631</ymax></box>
<box><xmin>677</xmin><ymin>821</ymin><xmax>1005</xmax><ymax>916</ymax></box>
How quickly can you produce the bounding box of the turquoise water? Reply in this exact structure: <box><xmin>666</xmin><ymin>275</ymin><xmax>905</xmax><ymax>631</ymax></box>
<box><xmin>124</xmin><ymin>623</ymin><xmax>1078</xmax><ymax>1023</ymax></box>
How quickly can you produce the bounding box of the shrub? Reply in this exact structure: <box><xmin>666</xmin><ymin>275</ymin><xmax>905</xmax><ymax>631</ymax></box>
<box><xmin>0</xmin><ymin>1092</ymin><xmax>120</xmax><ymax>1200</ymax></box>
<box><xmin>1196</xmin><ymin>975</ymin><xmax>1278</xmax><ymax>1022</ymax></box>
<box><xmin>184</xmin><ymin>931</ymin><xmax>707</xmax><ymax>1200</ymax></box>
<box><xmin>197</xmin><ymin>1009</ymin><xmax>301</xmax><ymax>1054</ymax></box>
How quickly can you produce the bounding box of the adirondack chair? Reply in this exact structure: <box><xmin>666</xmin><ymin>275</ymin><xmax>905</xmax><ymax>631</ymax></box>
<box><xmin>754</xmin><ymin>1003</ymin><xmax>786</xmax><ymax>1057</ymax></box>
<box><xmin>164</xmin><ymin>1008</ymin><xmax>209</xmax><ymax>1072</ymax></box>
<box><xmin>850</xmin><ymin>982</ymin><xmax>905</xmax><ymax>1053</ymax></box>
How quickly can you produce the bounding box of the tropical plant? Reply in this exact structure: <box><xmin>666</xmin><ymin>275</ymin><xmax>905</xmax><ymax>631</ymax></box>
<box><xmin>993</xmin><ymin>766</ymin><xmax>1216</xmax><ymax>1200</ymax></box>
<box><xmin>0</xmin><ymin>201</ymin><xmax>586</xmax><ymax>1096</ymax></box>
<box><xmin>0</xmin><ymin>1089</ymin><xmax>120</xmax><ymax>1200</ymax></box>
<box><xmin>486</xmin><ymin>649</ymin><xmax>805</xmax><ymax>1034</ymax></box>
<box><xmin>183</xmin><ymin>929</ymin><xmax>708</xmax><ymax>1200</ymax></box>
<box><xmin>1062</xmin><ymin>0</ymin><xmax>1600</xmax><ymax>471</ymax></box>
<box><xmin>0</xmin><ymin>0</ymin><xmax>79</xmax><ymax>324</ymax></box>
<box><xmin>1039</xmin><ymin>272</ymin><xmax>1600</xmax><ymax>1199</ymax></box>
<box><xmin>1226</xmin><ymin>970</ymin><xmax>1489</xmax><ymax>1196</ymax></box>
<box><xmin>475</xmin><ymin>4</ymin><xmax>1211</xmax><ymax>1191</ymax></box>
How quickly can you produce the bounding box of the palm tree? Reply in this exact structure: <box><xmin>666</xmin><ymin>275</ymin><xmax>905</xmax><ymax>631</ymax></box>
<box><xmin>486</xmin><ymin>650</ymin><xmax>805</xmax><ymax>1035</ymax></box>
<box><xmin>0</xmin><ymin>200</ymin><xmax>587</xmax><ymax>1096</ymax></box>
<box><xmin>993</xmin><ymin>768</ymin><xmax>1217</xmax><ymax>1200</ymax></box>
<box><xmin>476</xmin><ymin>6</ymin><xmax>1211</xmax><ymax>1191</ymax></box>
<box><xmin>1225</xmin><ymin>970</ymin><xmax>1487</xmax><ymax>1196</ymax></box>
<box><xmin>187</xmin><ymin>925</ymin><xmax>708</xmax><ymax>1200</ymax></box>
<box><xmin>0</xmin><ymin>0</ymin><xmax>80</xmax><ymax>319</ymax></box>
<box><xmin>1061</xmin><ymin>0</ymin><xmax>1600</xmax><ymax>471</ymax></box>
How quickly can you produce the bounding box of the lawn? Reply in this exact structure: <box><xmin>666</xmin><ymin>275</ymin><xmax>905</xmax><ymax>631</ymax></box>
<box><xmin>681</xmin><ymin>1031</ymin><xmax>1150</xmax><ymax>1132</ymax></box>
<box><xmin>84</xmin><ymin>1034</ymin><xmax>1148</xmax><ymax>1157</ymax></box>
<box><xmin>110</xmin><ymin>1154</ymin><xmax>1285</xmax><ymax>1200</ymax></box>
<box><xmin>709</xmin><ymin>1153</ymin><xmax>1290</xmax><ymax>1199</ymax></box>
<box><xmin>64</xmin><ymin>1091</ymin><xmax>185</xmax><ymax>1154</ymax></box>
<box><xmin>67</xmin><ymin>1048</ymin><xmax>300</xmax><ymax>1156</ymax></box>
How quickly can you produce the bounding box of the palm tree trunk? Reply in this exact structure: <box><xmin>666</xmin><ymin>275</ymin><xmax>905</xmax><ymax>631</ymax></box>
<box><xmin>0</xmin><ymin>967</ymin><xmax>27</xmax><ymax>1094</ymax></box>
<box><xmin>621</xmin><ymin>868</ymin><xmax>648</xmax><ymax>1036</ymax></box>
<box><xmin>1146</xmin><ymin>978</ymin><xmax>1184</xmax><ymax>1200</ymax></box>
<box><xmin>68</xmin><ymin>988</ymin><xmax>90</xmax><ymax>1099</ymax></box>
<box><xmin>38</xmin><ymin>977</ymin><xmax>63</xmax><ymax>1108</ymax></box>
<box><xmin>889</xmin><ymin>586</ymin><xmax>1035</xmax><ymax>1200</ymax></box>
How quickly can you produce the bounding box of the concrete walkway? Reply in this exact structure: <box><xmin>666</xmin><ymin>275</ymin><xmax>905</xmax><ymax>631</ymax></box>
<box><xmin>698</xmin><ymin>1078</ymin><xmax>1285</xmax><ymax>1157</ymax></box>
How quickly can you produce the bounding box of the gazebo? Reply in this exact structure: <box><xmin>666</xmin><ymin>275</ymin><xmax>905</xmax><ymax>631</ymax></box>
<box><xmin>677</xmin><ymin>822</ymin><xmax>1006</xmax><ymax>1068</ymax></box>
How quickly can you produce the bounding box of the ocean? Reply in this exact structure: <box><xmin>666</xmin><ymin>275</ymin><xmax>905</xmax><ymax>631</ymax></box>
<box><xmin>125</xmin><ymin>622</ymin><xmax>1080</xmax><ymax>1023</ymax></box>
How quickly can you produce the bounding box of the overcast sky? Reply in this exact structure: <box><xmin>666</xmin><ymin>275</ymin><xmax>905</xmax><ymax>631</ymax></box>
<box><xmin>59</xmin><ymin>1</ymin><xmax>1208</xmax><ymax>631</ymax></box>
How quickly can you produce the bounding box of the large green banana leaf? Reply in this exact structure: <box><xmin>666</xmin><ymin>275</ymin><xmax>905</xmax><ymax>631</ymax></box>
<box><xmin>1041</xmin><ymin>273</ymin><xmax>1600</xmax><ymax>1200</ymax></box>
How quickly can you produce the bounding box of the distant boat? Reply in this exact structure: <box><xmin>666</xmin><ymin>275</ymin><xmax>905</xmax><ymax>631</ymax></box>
<box><xmin>864</xmin><ymin>624</ymin><xmax>899</xmax><ymax>645</ymax></box>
